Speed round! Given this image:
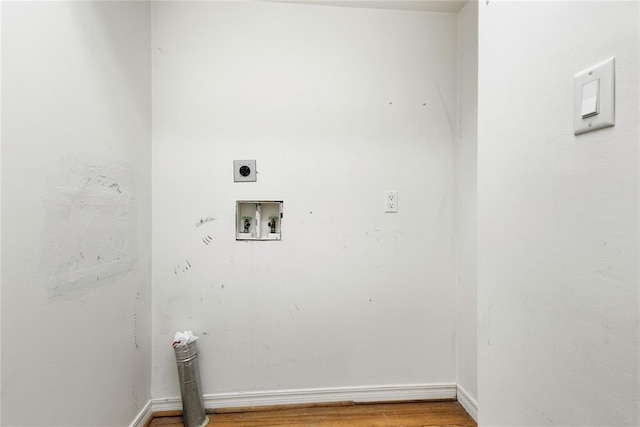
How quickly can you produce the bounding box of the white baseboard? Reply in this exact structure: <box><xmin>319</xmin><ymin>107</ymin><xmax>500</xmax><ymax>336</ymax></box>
<box><xmin>128</xmin><ymin>399</ymin><xmax>153</xmax><ymax>427</ymax></box>
<box><xmin>456</xmin><ymin>384</ymin><xmax>478</xmax><ymax>422</ymax></box>
<box><xmin>133</xmin><ymin>383</ymin><xmax>456</xmax><ymax>425</ymax></box>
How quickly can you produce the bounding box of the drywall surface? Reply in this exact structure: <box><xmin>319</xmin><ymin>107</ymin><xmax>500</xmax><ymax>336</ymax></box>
<box><xmin>454</xmin><ymin>0</ymin><xmax>477</xmax><ymax>410</ymax></box>
<box><xmin>152</xmin><ymin>1</ymin><xmax>457</xmax><ymax>398</ymax></box>
<box><xmin>0</xmin><ymin>1</ymin><xmax>3</xmax><ymax>423</ymax></box>
<box><xmin>478</xmin><ymin>1</ymin><xmax>639</xmax><ymax>425</ymax></box>
<box><xmin>1</xmin><ymin>2</ymin><xmax>151</xmax><ymax>425</ymax></box>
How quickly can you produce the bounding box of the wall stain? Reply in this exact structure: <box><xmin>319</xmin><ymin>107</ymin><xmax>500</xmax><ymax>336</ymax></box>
<box><xmin>203</xmin><ymin>235</ymin><xmax>213</xmax><ymax>245</ymax></box>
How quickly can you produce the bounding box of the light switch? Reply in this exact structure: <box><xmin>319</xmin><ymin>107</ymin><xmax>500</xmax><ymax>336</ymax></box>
<box><xmin>574</xmin><ymin>57</ymin><xmax>615</xmax><ymax>135</ymax></box>
<box><xmin>580</xmin><ymin>79</ymin><xmax>599</xmax><ymax>118</ymax></box>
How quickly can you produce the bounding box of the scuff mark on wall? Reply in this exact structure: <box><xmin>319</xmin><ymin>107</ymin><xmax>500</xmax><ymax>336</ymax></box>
<box><xmin>195</xmin><ymin>216</ymin><xmax>215</xmax><ymax>227</ymax></box>
<box><xmin>174</xmin><ymin>258</ymin><xmax>193</xmax><ymax>277</ymax></box>
<box><xmin>435</xmin><ymin>80</ymin><xmax>455</xmax><ymax>133</ymax></box>
<box><xmin>134</xmin><ymin>291</ymin><xmax>140</xmax><ymax>350</ymax></box>
<box><xmin>41</xmin><ymin>159</ymin><xmax>137</xmax><ymax>300</ymax></box>
<box><xmin>133</xmin><ymin>312</ymin><xmax>139</xmax><ymax>349</ymax></box>
<box><xmin>109</xmin><ymin>183</ymin><xmax>122</xmax><ymax>193</ymax></box>
<box><xmin>132</xmin><ymin>382</ymin><xmax>138</xmax><ymax>413</ymax></box>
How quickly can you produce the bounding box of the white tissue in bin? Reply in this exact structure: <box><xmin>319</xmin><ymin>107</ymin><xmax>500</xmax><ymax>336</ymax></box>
<box><xmin>172</xmin><ymin>330</ymin><xmax>199</xmax><ymax>348</ymax></box>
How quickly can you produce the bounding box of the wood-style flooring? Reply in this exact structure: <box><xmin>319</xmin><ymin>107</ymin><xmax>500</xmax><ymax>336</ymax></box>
<box><xmin>148</xmin><ymin>400</ymin><xmax>477</xmax><ymax>427</ymax></box>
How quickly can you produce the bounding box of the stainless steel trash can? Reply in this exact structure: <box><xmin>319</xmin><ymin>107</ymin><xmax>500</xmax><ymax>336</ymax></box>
<box><xmin>174</xmin><ymin>342</ymin><xmax>208</xmax><ymax>427</ymax></box>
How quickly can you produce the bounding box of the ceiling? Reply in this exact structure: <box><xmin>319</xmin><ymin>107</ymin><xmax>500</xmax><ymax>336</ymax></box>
<box><xmin>266</xmin><ymin>0</ymin><xmax>469</xmax><ymax>13</ymax></box>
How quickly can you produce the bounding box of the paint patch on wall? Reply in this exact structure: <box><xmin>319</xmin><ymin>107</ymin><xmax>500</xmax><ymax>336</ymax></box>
<box><xmin>41</xmin><ymin>159</ymin><xmax>137</xmax><ymax>300</ymax></box>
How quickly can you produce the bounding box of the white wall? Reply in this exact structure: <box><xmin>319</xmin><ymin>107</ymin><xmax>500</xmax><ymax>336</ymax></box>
<box><xmin>152</xmin><ymin>1</ymin><xmax>458</xmax><ymax>399</ymax></box>
<box><xmin>454</xmin><ymin>0</ymin><xmax>478</xmax><ymax>413</ymax></box>
<box><xmin>0</xmin><ymin>1</ymin><xmax>3</xmax><ymax>422</ymax></box>
<box><xmin>478</xmin><ymin>1</ymin><xmax>639</xmax><ymax>425</ymax></box>
<box><xmin>1</xmin><ymin>2</ymin><xmax>152</xmax><ymax>425</ymax></box>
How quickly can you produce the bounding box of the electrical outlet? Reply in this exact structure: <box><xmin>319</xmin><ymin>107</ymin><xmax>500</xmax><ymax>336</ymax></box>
<box><xmin>385</xmin><ymin>190</ymin><xmax>398</xmax><ymax>213</ymax></box>
<box><xmin>234</xmin><ymin>160</ymin><xmax>257</xmax><ymax>182</ymax></box>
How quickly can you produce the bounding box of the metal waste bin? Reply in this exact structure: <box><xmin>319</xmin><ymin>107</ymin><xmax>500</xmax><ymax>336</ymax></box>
<box><xmin>174</xmin><ymin>341</ymin><xmax>208</xmax><ymax>427</ymax></box>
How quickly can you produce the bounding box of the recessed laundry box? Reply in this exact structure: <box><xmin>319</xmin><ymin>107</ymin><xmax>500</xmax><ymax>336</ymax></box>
<box><xmin>236</xmin><ymin>200</ymin><xmax>283</xmax><ymax>241</ymax></box>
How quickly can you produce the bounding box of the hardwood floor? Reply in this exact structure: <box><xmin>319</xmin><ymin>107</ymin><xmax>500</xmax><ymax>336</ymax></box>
<box><xmin>148</xmin><ymin>400</ymin><xmax>477</xmax><ymax>427</ymax></box>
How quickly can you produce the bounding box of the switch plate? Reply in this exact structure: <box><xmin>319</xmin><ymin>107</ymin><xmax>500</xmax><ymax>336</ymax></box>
<box><xmin>233</xmin><ymin>160</ymin><xmax>257</xmax><ymax>182</ymax></box>
<box><xmin>385</xmin><ymin>191</ymin><xmax>398</xmax><ymax>213</ymax></box>
<box><xmin>574</xmin><ymin>57</ymin><xmax>615</xmax><ymax>135</ymax></box>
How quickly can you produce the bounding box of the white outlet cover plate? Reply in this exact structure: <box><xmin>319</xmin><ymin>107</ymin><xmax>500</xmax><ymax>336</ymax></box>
<box><xmin>574</xmin><ymin>57</ymin><xmax>615</xmax><ymax>135</ymax></box>
<box><xmin>234</xmin><ymin>160</ymin><xmax>257</xmax><ymax>182</ymax></box>
<box><xmin>385</xmin><ymin>190</ymin><xmax>398</xmax><ymax>213</ymax></box>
